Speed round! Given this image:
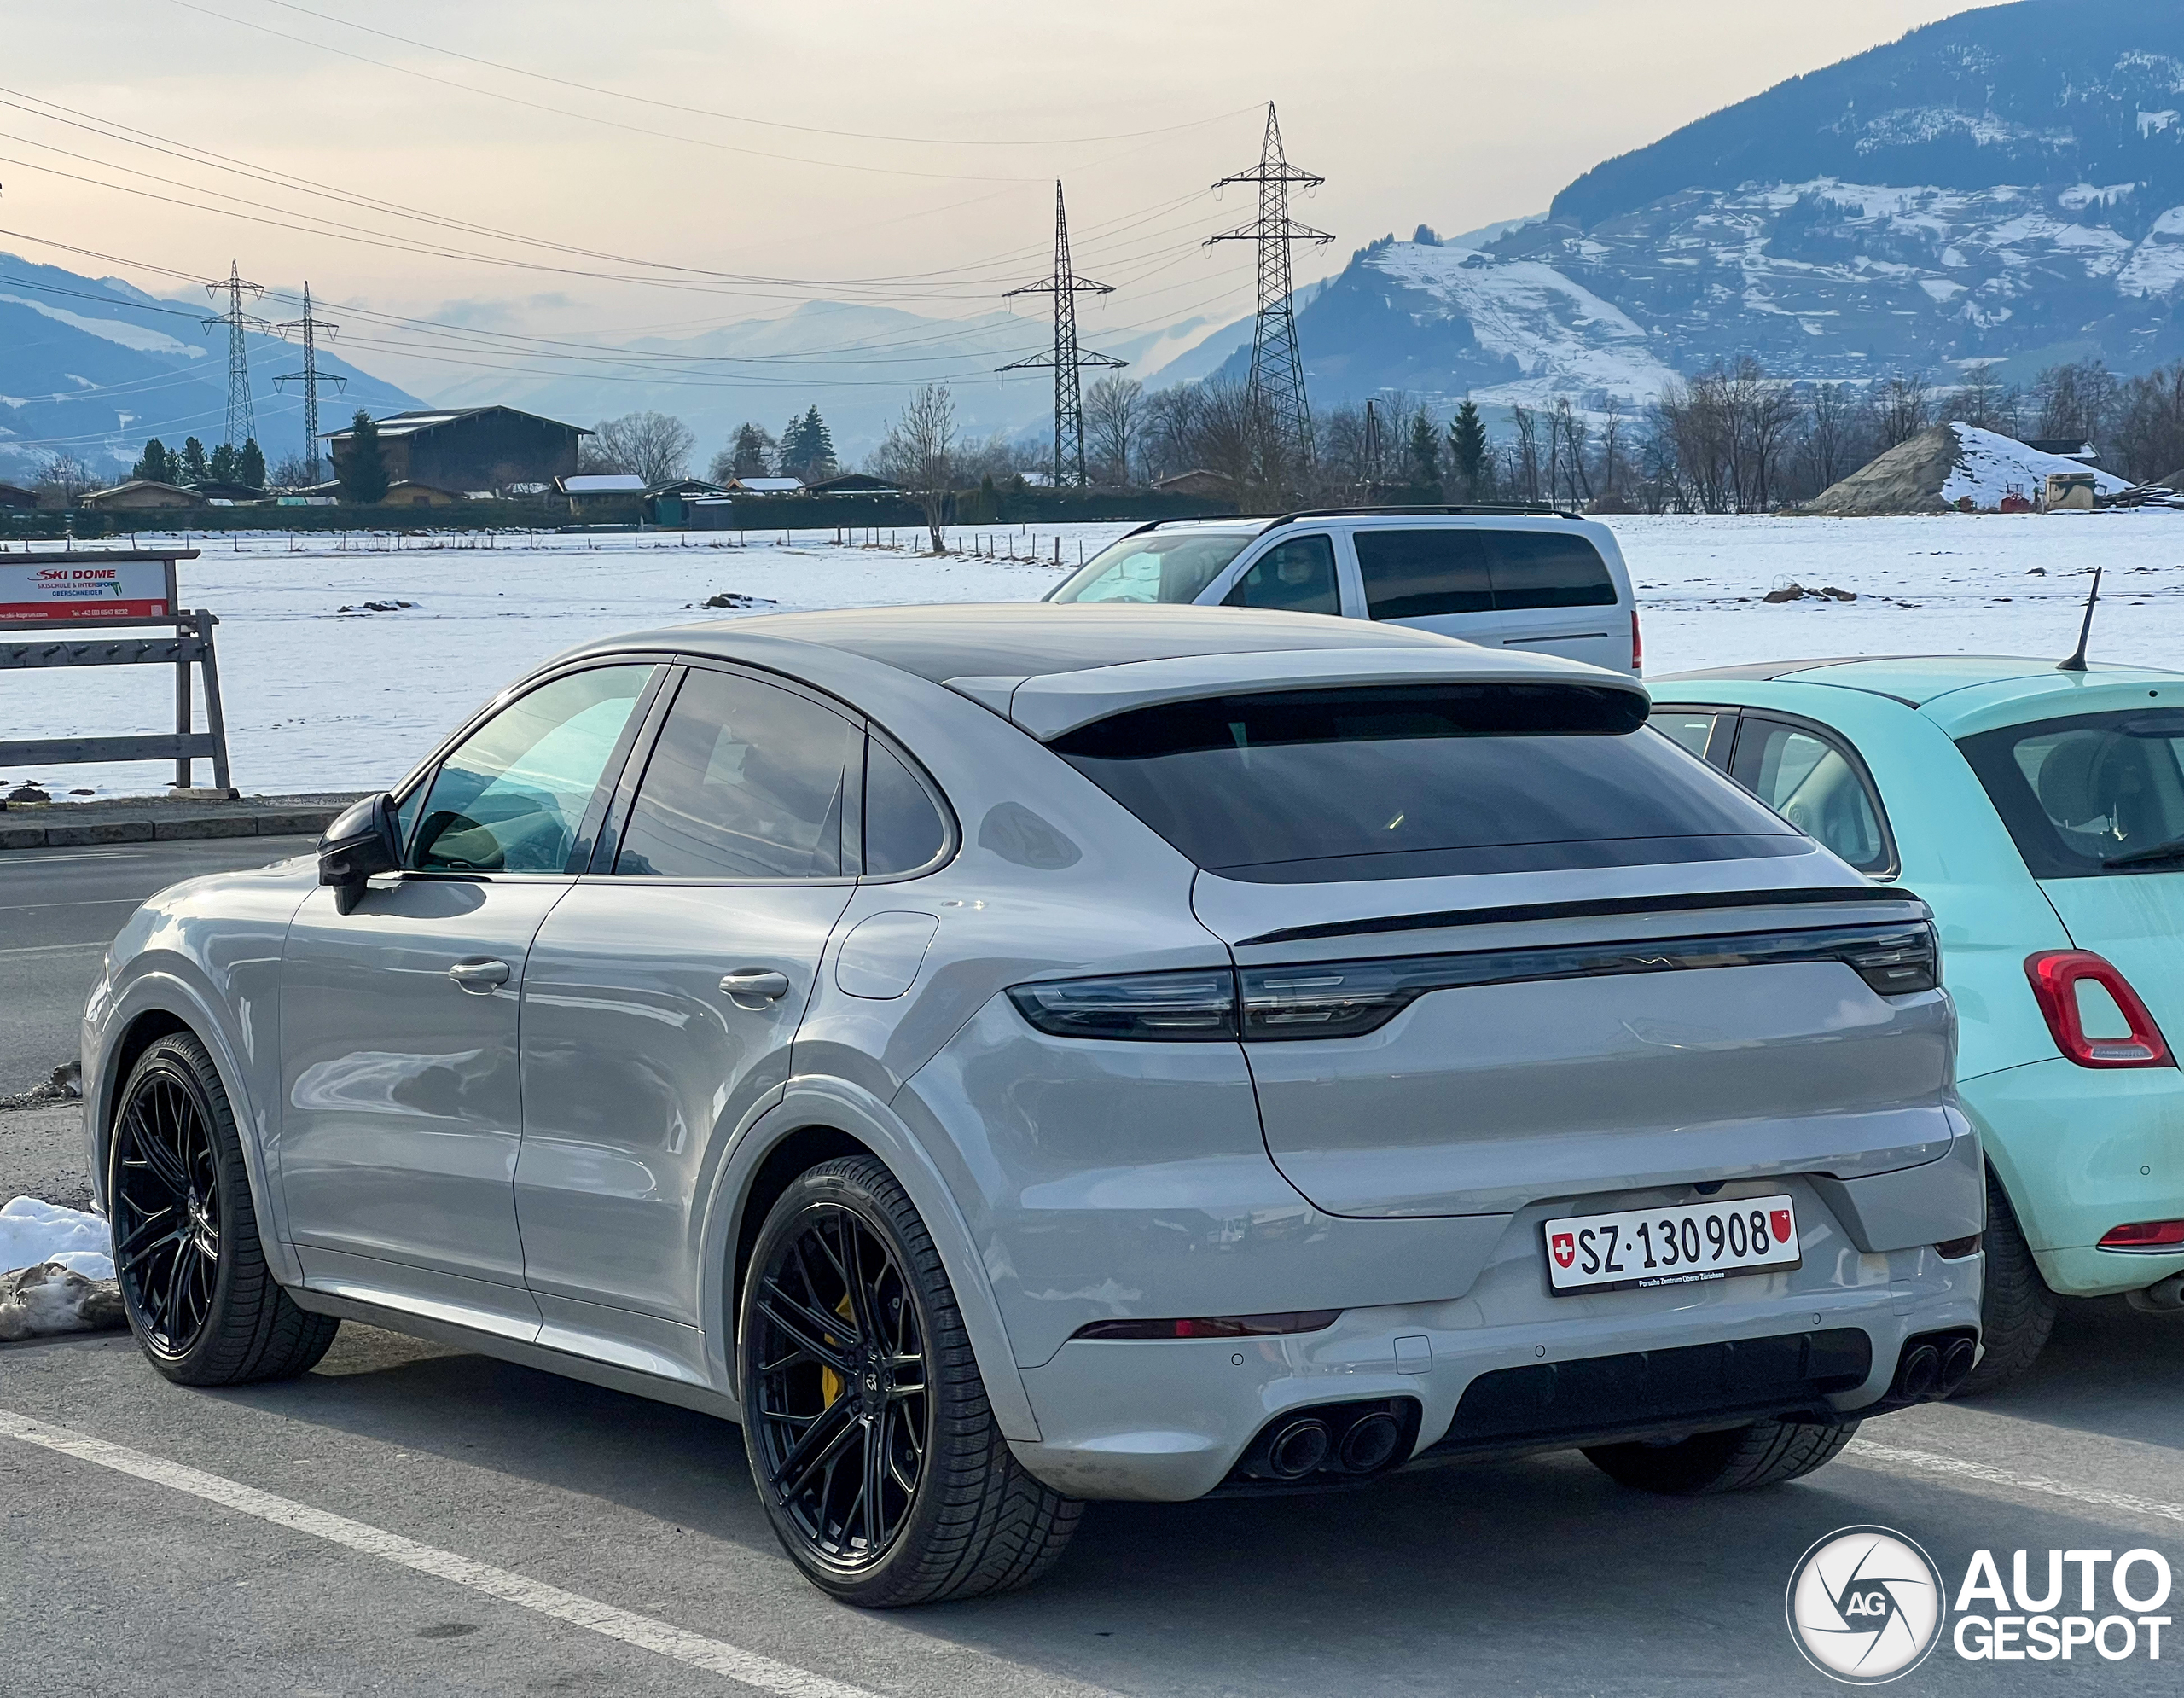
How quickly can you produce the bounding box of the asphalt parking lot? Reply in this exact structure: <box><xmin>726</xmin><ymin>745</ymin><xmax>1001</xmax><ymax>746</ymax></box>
<box><xmin>0</xmin><ymin>834</ymin><xmax>320</xmax><ymax>1098</ymax></box>
<box><xmin>3</xmin><ymin>842</ymin><xmax>2181</xmax><ymax>1695</ymax></box>
<box><xmin>2</xmin><ymin>1300</ymin><xmax>2179</xmax><ymax>1695</ymax></box>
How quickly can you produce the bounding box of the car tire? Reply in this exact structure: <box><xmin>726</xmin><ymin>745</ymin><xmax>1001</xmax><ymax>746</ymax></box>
<box><xmin>107</xmin><ymin>1032</ymin><xmax>340</xmax><ymax>1386</ymax></box>
<box><xmin>1582</xmin><ymin>1418</ymin><xmax>1859</xmax><ymax>1495</ymax></box>
<box><xmin>738</xmin><ymin>1154</ymin><xmax>1081</xmax><ymax>1607</ymax></box>
<box><xmin>1954</xmin><ymin>1169</ymin><xmax>2058</xmax><ymax>1397</ymax></box>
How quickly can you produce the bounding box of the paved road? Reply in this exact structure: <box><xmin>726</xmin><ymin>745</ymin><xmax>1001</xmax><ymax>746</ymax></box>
<box><xmin>0</xmin><ymin>835</ymin><xmax>317</xmax><ymax>1097</ymax></box>
<box><xmin>5</xmin><ymin>1300</ymin><xmax>2181</xmax><ymax>1695</ymax></box>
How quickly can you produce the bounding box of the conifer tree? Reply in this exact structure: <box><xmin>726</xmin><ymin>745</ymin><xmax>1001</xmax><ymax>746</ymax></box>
<box><xmin>799</xmin><ymin>405</ymin><xmax>836</xmax><ymax>479</ymax></box>
<box><xmin>179</xmin><ymin>437</ymin><xmax>209</xmax><ymax>486</ymax></box>
<box><xmin>238</xmin><ymin>438</ymin><xmax>266</xmax><ymax>490</ymax></box>
<box><xmin>1447</xmin><ymin>398</ymin><xmax>1489</xmax><ymax>499</ymax></box>
<box><xmin>207</xmin><ymin>442</ymin><xmax>238</xmax><ymax>485</ymax></box>
<box><xmin>1407</xmin><ymin>410</ymin><xmax>1441</xmax><ymax>494</ymax></box>
<box><xmin>132</xmin><ymin>439</ymin><xmax>172</xmax><ymax>483</ymax></box>
<box><xmin>338</xmin><ymin>410</ymin><xmax>389</xmax><ymax>504</ymax></box>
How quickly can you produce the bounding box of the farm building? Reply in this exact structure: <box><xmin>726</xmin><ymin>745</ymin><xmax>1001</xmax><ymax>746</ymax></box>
<box><xmin>80</xmin><ymin>480</ymin><xmax>209</xmax><ymax>511</ymax></box>
<box><xmin>326</xmin><ymin>407</ymin><xmax>587</xmax><ymax>493</ymax></box>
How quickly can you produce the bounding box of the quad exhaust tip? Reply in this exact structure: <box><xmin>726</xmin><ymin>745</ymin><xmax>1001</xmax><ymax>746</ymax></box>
<box><xmin>1229</xmin><ymin>1399</ymin><xmax>1422</xmax><ymax>1489</ymax></box>
<box><xmin>1888</xmin><ymin>1329</ymin><xmax>1978</xmax><ymax>1404</ymax></box>
<box><xmin>1264</xmin><ymin>1417</ymin><xmax>1332</xmax><ymax>1480</ymax></box>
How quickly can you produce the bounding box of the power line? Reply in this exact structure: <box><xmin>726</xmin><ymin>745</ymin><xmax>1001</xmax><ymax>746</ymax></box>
<box><xmin>202</xmin><ymin>259</ymin><xmax>266</xmax><ymax>447</ymax></box>
<box><xmin>273</xmin><ymin>281</ymin><xmax>341</xmax><ymax>480</ymax></box>
<box><xmin>1207</xmin><ymin>101</ymin><xmax>1330</xmax><ymax>487</ymax></box>
<box><xmin>999</xmin><ymin>183</ymin><xmax>1126</xmax><ymax>489</ymax></box>
<box><xmin>246</xmin><ymin>0</ymin><xmax>1254</xmax><ymax>152</ymax></box>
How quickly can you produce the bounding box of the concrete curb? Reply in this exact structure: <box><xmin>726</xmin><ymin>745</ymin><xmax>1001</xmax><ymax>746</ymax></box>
<box><xmin>0</xmin><ymin>806</ymin><xmax>344</xmax><ymax>851</ymax></box>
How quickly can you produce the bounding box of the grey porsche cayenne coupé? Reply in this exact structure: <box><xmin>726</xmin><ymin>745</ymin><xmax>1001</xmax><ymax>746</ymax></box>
<box><xmin>83</xmin><ymin>604</ymin><xmax>1984</xmax><ymax>1605</ymax></box>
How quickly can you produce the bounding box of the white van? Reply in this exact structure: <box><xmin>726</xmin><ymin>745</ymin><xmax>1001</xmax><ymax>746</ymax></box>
<box><xmin>1047</xmin><ymin>507</ymin><xmax>1641</xmax><ymax>673</ymax></box>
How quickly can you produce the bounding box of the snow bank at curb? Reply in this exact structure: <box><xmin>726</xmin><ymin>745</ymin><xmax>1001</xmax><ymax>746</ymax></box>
<box><xmin>1</xmin><ymin>1196</ymin><xmax>113</xmax><ymax>1279</ymax></box>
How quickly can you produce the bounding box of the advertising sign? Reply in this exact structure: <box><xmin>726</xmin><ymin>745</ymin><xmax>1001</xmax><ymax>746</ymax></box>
<box><xmin>0</xmin><ymin>557</ymin><xmax>173</xmax><ymax>623</ymax></box>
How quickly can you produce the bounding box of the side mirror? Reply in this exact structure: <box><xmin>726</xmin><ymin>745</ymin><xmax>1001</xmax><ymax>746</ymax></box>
<box><xmin>318</xmin><ymin>793</ymin><xmax>402</xmax><ymax>914</ymax></box>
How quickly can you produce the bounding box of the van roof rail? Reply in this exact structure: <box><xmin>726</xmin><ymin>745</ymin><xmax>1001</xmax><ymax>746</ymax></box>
<box><xmin>1261</xmin><ymin>503</ymin><xmax>1583</xmax><ymax>529</ymax></box>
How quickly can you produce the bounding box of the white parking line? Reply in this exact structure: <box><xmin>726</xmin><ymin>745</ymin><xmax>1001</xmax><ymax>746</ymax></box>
<box><xmin>1846</xmin><ymin>1437</ymin><xmax>2184</xmax><ymax>1526</ymax></box>
<box><xmin>0</xmin><ymin>940</ymin><xmax>108</xmax><ymax>957</ymax></box>
<box><xmin>0</xmin><ymin>1408</ymin><xmax>883</xmax><ymax>1698</ymax></box>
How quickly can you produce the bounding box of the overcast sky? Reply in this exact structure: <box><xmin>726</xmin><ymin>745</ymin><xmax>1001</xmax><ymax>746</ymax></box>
<box><xmin>6</xmin><ymin>0</ymin><xmax>1979</xmax><ymax>381</ymax></box>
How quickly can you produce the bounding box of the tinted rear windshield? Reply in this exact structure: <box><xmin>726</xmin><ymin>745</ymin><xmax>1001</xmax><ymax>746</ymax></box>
<box><xmin>1051</xmin><ymin>683</ymin><xmax>1804</xmax><ymax>883</ymax></box>
<box><xmin>1959</xmin><ymin>707</ymin><xmax>2184</xmax><ymax>878</ymax></box>
<box><xmin>1353</xmin><ymin>527</ymin><xmax>1617</xmax><ymax>619</ymax></box>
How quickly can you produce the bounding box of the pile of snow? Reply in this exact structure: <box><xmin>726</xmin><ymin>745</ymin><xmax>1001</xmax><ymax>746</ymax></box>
<box><xmin>0</xmin><ymin>1261</ymin><xmax>124</xmax><ymax>1341</ymax></box>
<box><xmin>1807</xmin><ymin>423</ymin><xmax>2135</xmax><ymax>515</ymax></box>
<box><xmin>1941</xmin><ymin>425</ymin><xmax>2132</xmax><ymax>509</ymax></box>
<box><xmin>0</xmin><ymin>1195</ymin><xmax>113</xmax><ymax>1279</ymax></box>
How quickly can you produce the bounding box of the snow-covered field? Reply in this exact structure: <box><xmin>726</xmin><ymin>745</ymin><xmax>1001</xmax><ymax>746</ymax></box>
<box><xmin>4</xmin><ymin>511</ymin><xmax>2181</xmax><ymax>799</ymax></box>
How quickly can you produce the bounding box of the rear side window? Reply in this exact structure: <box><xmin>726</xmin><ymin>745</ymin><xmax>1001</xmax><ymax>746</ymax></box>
<box><xmin>1730</xmin><ymin>718</ymin><xmax>1893</xmax><ymax>876</ymax></box>
<box><xmin>1353</xmin><ymin>528</ymin><xmax>1616</xmax><ymax>620</ymax></box>
<box><xmin>863</xmin><ymin>739</ymin><xmax>950</xmax><ymax>875</ymax></box>
<box><xmin>1959</xmin><ymin>708</ymin><xmax>2184</xmax><ymax>878</ymax></box>
<box><xmin>1050</xmin><ymin>684</ymin><xmax>1803</xmax><ymax>883</ymax></box>
<box><xmin>1650</xmin><ymin>709</ymin><xmax>1724</xmax><ymax>760</ymax></box>
<box><xmin>1223</xmin><ymin>534</ymin><xmax>1339</xmax><ymax>615</ymax></box>
<box><xmin>1048</xmin><ymin>532</ymin><xmax>1252</xmax><ymax>604</ymax></box>
<box><xmin>614</xmin><ymin>669</ymin><xmax>856</xmax><ymax>879</ymax></box>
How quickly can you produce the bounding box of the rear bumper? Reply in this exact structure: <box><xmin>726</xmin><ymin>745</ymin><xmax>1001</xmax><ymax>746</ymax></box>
<box><xmin>1960</xmin><ymin>1059</ymin><xmax>2184</xmax><ymax>1296</ymax></box>
<box><xmin>1008</xmin><ymin>1206</ymin><xmax>1981</xmax><ymax>1502</ymax></box>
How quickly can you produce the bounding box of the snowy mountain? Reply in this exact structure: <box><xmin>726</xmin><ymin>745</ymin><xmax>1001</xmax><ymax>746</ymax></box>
<box><xmin>431</xmin><ymin>298</ymin><xmax>1254</xmax><ymax>463</ymax></box>
<box><xmin>0</xmin><ymin>255</ymin><xmax>421</xmax><ymax>483</ymax></box>
<box><xmin>1278</xmin><ymin>0</ymin><xmax>2184</xmax><ymax>413</ymax></box>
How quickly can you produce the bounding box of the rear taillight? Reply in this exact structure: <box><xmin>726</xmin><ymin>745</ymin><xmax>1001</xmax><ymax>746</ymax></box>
<box><xmin>1630</xmin><ymin>608</ymin><xmax>1644</xmax><ymax>674</ymax></box>
<box><xmin>2099</xmin><ymin>1219</ymin><xmax>2184</xmax><ymax>1250</ymax></box>
<box><xmin>2024</xmin><ymin>951</ymin><xmax>2174</xmax><ymax>1068</ymax></box>
<box><xmin>1007</xmin><ymin>970</ymin><xmax>1238</xmax><ymax>1041</ymax></box>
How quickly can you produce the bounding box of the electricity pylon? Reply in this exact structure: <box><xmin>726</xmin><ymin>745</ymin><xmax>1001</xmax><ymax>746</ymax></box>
<box><xmin>1208</xmin><ymin>103</ymin><xmax>1331</xmax><ymax>491</ymax></box>
<box><xmin>202</xmin><ymin>260</ymin><xmax>269</xmax><ymax>449</ymax></box>
<box><xmin>274</xmin><ymin>283</ymin><xmax>344</xmax><ymax>484</ymax></box>
<box><xmin>1000</xmin><ymin>182</ymin><xmax>1126</xmax><ymax>488</ymax></box>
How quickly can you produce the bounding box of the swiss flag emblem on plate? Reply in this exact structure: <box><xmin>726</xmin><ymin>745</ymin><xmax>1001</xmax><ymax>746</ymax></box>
<box><xmin>1770</xmin><ymin>1209</ymin><xmax>1794</xmax><ymax>1245</ymax></box>
<box><xmin>1550</xmin><ymin>1231</ymin><xmax>1577</xmax><ymax>1269</ymax></box>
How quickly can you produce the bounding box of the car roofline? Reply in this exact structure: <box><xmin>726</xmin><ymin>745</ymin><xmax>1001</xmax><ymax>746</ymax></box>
<box><xmin>1649</xmin><ymin>655</ymin><xmax>2184</xmax><ymax>712</ymax></box>
<box><xmin>1116</xmin><ymin>503</ymin><xmax>1589</xmax><ymax>542</ymax></box>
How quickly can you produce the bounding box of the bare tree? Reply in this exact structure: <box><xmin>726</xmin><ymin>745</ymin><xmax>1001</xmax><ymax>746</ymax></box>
<box><xmin>32</xmin><ymin>451</ymin><xmax>95</xmax><ymax>503</ymax></box>
<box><xmin>2035</xmin><ymin>358</ymin><xmax>2121</xmax><ymax>445</ymax></box>
<box><xmin>868</xmin><ymin>383</ymin><xmax>957</xmax><ymax>552</ymax></box>
<box><xmin>584</xmin><ymin>411</ymin><xmax>695</xmax><ymax>484</ymax></box>
<box><xmin>2111</xmin><ymin>361</ymin><xmax>2184</xmax><ymax>482</ymax></box>
<box><xmin>1083</xmin><ymin>375</ymin><xmax>1145</xmax><ymax>486</ymax></box>
<box><xmin>1592</xmin><ymin>396</ymin><xmax>1626</xmax><ymax>505</ymax></box>
<box><xmin>1509</xmin><ymin>405</ymin><xmax>1543</xmax><ymax>503</ymax></box>
<box><xmin>1797</xmin><ymin>382</ymin><xmax>1868</xmax><ymax>493</ymax></box>
<box><xmin>1873</xmin><ymin>369</ymin><xmax>1931</xmax><ymax>450</ymax></box>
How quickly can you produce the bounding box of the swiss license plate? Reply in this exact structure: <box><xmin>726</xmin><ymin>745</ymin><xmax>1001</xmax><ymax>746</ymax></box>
<box><xmin>1543</xmin><ymin>1195</ymin><xmax>1800</xmax><ymax>1294</ymax></box>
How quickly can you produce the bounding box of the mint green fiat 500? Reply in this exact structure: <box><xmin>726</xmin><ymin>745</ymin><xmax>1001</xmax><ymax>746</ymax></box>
<box><xmin>1651</xmin><ymin>655</ymin><xmax>2184</xmax><ymax>1391</ymax></box>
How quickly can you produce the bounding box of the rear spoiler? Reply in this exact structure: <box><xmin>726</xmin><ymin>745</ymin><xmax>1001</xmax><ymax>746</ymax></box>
<box><xmin>945</xmin><ymin>648</ymin><xmax>1647</xmax><ymax>742</ymax></box>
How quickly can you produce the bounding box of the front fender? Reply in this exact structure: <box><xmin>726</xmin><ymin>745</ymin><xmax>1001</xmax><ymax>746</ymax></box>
<box><xmin>696</xmin><ymin>1074</ymin><xmax>1040</xmax><ymax>1443</ymax></box>
<box><xmin>90</xmin><ymin>959</ymin><xmax>302</xmax><ymax>1288</ymax></box>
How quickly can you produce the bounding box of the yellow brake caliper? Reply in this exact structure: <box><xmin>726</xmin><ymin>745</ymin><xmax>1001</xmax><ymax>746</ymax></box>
<box><xmin>819</xmin><ymin>1290</ymin><xmax>854</xmax><ymax>1408</ymax></box>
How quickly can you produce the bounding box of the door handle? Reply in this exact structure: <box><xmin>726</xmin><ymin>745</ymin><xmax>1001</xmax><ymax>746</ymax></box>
<box><xmin>718</xmin><ymin>968</ymin><xmax>791</xmax><ymax>1009</ymax></box>
<box><xmin>449</xmin><ymin>958</ymin><xmax>511</xmax><ymax>993</ymax></box>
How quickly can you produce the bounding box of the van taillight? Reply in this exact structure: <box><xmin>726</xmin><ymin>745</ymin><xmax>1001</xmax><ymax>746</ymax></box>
<box><xmin>2024</xmin><ymin>951</ymin><xmax>2174</xmax><ymax>1068</ymax></box>
<box><xmin>1630</xmin><ymin>608</ymin><xmax>1643</xmax><ymax>675</ymax></box>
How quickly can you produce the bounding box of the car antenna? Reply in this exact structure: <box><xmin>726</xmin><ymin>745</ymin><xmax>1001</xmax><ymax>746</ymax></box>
<box><xmin>2058</xmin><ymin>566</ymin><xmax>2102</xmax><ymax>673</ymax></box>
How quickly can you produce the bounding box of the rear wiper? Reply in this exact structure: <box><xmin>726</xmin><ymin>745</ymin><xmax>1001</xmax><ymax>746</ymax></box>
<box><xmin>2100</xmin><ymin>835</ymin><xmax>2184</xmax><ymax>869</ymax></box>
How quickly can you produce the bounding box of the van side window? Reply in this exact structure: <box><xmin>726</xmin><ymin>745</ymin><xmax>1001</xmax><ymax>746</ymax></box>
<box><xmin>1351</xmin><ymin>530</ymin><xmax>1492</xmax><ymax>617</ymax></box>
<box><xmin>1223</xmin><ymin>534</ymin><xmax>1338</xmax><ymax>615</ymax></box>
<box><xmin>1352</xmin><ymin>528</ymin><xmax>1616</xmax><ymax>619</ymax></box>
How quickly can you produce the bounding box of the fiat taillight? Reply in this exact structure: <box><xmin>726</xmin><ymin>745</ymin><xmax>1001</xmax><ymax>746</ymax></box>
<box><xmin>2024</xmin><ymin>951</ymin><xmax>2174</xmax><ymax>1068</ymax></box>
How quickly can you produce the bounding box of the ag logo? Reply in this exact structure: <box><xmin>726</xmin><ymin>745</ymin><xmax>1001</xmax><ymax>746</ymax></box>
<box><xmin>1786</xmin><ymin>1526</ymin><xmax>1945</xmax><ymax>1683</ymax></box>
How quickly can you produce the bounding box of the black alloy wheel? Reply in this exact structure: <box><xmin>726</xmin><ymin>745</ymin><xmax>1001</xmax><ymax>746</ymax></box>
<box><xmin>746</xmin><ymin>1200</ymin><xmax>932</xmax><ymax>1571</ymax></box>
<box><xmin>111</xmin><ymin>1061</ymin><xmax>223</xmax><ymax>1356</ymax></box>
<box><xmin>107</xmin><ymin>1032</ymin><xmax>340</xmax><ymax>1386</ymax></box>
<box><xmin>739</xmin><ymin>1155</ymin><xmax>1080</xmax><ymax>1606</ymax></box>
